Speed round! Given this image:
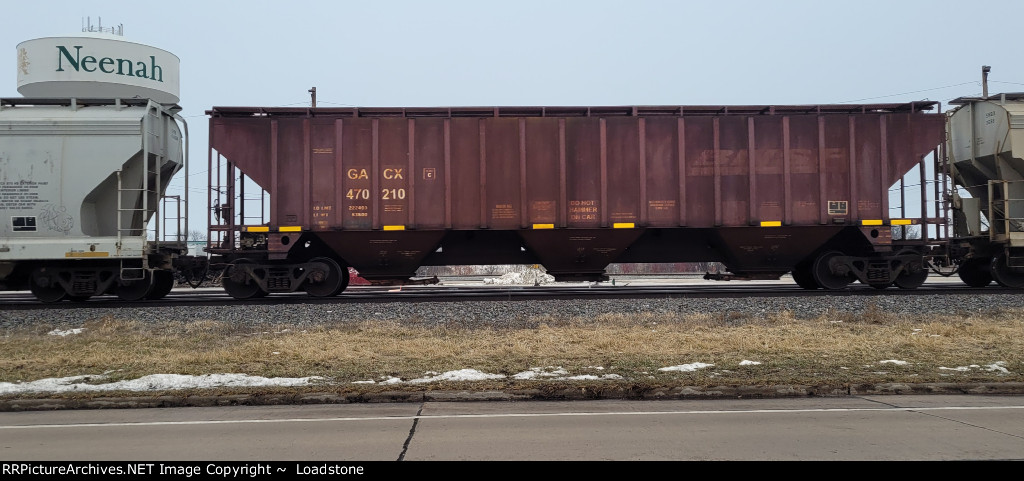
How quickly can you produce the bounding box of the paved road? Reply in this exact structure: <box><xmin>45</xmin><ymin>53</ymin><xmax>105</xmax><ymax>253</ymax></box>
<box><xmin>2</xmin><ymin>395</ymin><xmax>1022</xmax><ymax>461</ymax></box>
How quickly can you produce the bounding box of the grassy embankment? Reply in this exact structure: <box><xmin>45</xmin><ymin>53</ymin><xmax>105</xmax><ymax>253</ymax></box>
<box><xmin>1</xmin><ymin>305</ymin><xmax>1022</xmax><ymax>400</ymax></box>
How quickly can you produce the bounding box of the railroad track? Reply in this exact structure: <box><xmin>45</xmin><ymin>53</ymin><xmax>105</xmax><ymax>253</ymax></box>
<box><xmin>1</xmin><ymin>277</ymin><xmax>1019</xmax><ymax>310</ymax></box>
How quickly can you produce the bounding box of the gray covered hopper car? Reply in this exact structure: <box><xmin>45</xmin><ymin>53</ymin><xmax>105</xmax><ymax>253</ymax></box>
<box><xmin>945</xmin><ymin>92</ymin><xmax>1024</xmax><ymax>288</ymax></box>
<box><xmin>206</xmin><ymin>102</ymin><xmax>946</xmax><ymax>298</ymax></box>
<box><xmin>0</xmin><ymin>98</ymin><xmax>190</xmax><ymax>302</ymax></box>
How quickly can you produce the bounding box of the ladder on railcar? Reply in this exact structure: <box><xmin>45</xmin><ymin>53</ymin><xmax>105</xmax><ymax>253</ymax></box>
<box><xmin>206</xmin><ymin>154</ymin><xmax>268</xmax><ymax>256</ymax></box>
<box><xmin>988</xmin><ymin>179</ymin><xmax>1024</xmax><ymax>267</ymax></box>
<box><xmin>115</xmin><ymin>169</ymin><xmax>152</xmax><ymax>281</ymax></box>
<box><xmin>115</xmin><ymin>101</ymin><xmax>181</xmax><ymax>280</ymax></box>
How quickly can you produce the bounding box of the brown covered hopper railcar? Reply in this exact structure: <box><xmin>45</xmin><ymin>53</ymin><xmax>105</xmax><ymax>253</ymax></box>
<box><xmin>206</xmin><ymin>102</ymin><xmax>946</xmax><ymax>298</ymax></box>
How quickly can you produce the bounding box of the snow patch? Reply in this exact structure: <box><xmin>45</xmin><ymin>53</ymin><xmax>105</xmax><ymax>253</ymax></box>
<box><xmin>406</xmin><ymin>369</ymin><xmax>506</xmax><ymax>384</ymax></box>
<box><xmin>658</xmin><ymin>362</ymin><xmax>715</xmax><ymax>372</ymax></box>
<box><xmin>512</xmin><ymin>367</ymin><xmax>570</xmax><ymax>380</ymax></box>
<box><xmin>0</xmin><ymin>373</ymin><xmax>322</xmax><ymax>394</ymax></box>
<box><xmin>563</xmin><ymin>373</ymin><xmax>623</xmax><ymax>381</ymax></box>
<box><xmin>483</xmin><ymin>270</ymin><xmax>555</xmax><ymax>285</ymax></box>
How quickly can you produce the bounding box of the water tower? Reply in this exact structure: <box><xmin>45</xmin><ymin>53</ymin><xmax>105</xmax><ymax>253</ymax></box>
<box><xmin>16</xmin><ymin>17</ymin><xmax>180</xmax><ymax>103</ymax></box>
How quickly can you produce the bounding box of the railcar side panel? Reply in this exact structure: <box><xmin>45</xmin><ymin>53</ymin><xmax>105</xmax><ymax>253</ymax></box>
<box><xmin>606</xmin><ymin>117</ymin><xmax>641</xmax><ymax>228</ymax></box>
<box><xmin>524</xmin><ymin>118</ymin><xmax>560</xmax><ymax>227</ymax></box>
<box><xmin>450</xmin><ymin>118</ymin><xmax>481</xmax><ymax>230</ymax></box>
<box><xmin>484</xmin><ymin>118</ymin><xmax>520</xmax><ymax>230</ymax></box>
<box><xmin>340</xmin><ymin>118</ymin><xmax>373</xmax><ymax>230</ymax></box>
<box><xmin>681</xmin><ymin>117</ymin><xmax>712</xmax><ymax>227</ymax></box>
<box><xmin>309</xmin><ymin>120</ymin><xmax>336</xmax><ymax>230</ymax></box>
<box><xmin>412</xmin><ymin>118</ymin><xmax>447</xmax><ymax>229</ymax></box>
<box><xmin>788</xmin><ymin>116</ymin><xmax>821</xmax><ymax>225</ymax></box>
<box><xmin>564</xmin><ymin>117</ymin><xmax>603</xmax><ymax>229</ymax></box>
<box><xmin>753</xmin><ymin>116</ymin><xmax>785</xmax><ymax>225</ymax></box>
<box><xmin>642</xmin><ymin>117</ymin><xmax>679</xmax><ymax>226</ymax></box>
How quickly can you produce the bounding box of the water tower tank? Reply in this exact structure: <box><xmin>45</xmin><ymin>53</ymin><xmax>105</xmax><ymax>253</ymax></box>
<box><xmin>16</xmin><ymin>23</ymin><xmax>179</xmax><ymax>103</ymax></box>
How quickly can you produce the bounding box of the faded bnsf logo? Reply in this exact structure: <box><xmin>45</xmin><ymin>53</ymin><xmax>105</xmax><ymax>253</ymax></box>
<box><xmin>55</xmin><ymin>46</ymin><xmax>164</xmax><ymax>82</ymax></box>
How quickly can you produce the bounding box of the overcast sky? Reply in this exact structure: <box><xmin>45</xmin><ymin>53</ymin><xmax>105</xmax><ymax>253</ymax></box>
<box><xmin>5</xmin><ymin>0</ymin><xmax>1024</xmax><ymax>231</ymax></box>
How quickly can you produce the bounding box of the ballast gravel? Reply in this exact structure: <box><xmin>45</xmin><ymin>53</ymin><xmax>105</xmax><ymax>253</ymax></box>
<box><xmin>3</xmin><ymin>292</ymin><xmax>1024</xmax><ymax>329</ymax></box>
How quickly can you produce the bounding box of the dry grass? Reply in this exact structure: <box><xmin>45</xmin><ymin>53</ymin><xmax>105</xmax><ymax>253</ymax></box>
<box><xmin>1</xmin><ymin>307</ymin><xmax>1022</xmax><ymax>399</ymax></box>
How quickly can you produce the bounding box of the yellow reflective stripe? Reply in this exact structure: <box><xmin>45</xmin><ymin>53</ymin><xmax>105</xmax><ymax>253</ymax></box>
<box><xmin>890</xmin><ymin>219</ymin><xmax>912</xmax><ymax>225</ymax></box>
<box><xmin>861</xmin><ymin>220</ymin><xmax>883</xmax><ymax>226</ymax></box>
<box><xmin>383</xmin><ymin>225</ymin><xmax>405</xmax><ymax>231</ymax></box>
<box><xmin>760</xmin><ymin>221</ymin><xmax>782</xmax><ymax>227</ymax></box>
<box><xmin>246</xmin><ymin>226</ymin><xmax>270</xmax><ymax>232</ymax></box>
<box><xmin>613</xmin><ymin>223</ymin><xmax>635</xmax><ymax>229</ymax></box>
<box><xmin>278</xmin><ymin>226</ymin><xmax>302</xmax><ymax>232</ymax></box>
<box><xmin>532</xmin><ymin>224</ymin><xmax>554</xmax><ymax>229</ymax></box>
<box><xmin>65</xmin><ymin>251</ymin><xmax>110</xmax><ymax>258</ymax></box>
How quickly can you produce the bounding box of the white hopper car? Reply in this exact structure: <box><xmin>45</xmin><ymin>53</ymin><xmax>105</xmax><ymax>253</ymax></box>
<box><xmin>0</xmin><ymin>97</ymin><xmax>191</xmax><ymax>302</ymax></box>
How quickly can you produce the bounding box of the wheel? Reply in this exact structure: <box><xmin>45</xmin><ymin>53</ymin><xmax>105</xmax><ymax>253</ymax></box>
<box><xmin>303</xmin><ymin>257</ymin><xmax>349</xmax><ymax>297</ymax></box>
<box><xmin>29</xmin><ymin>268</ymin><xmax>67</xmax><ymax>303</ymax></box>
<box><xmin>893</xmin><ymin>251</ymin><xmax>928</xmax><ymax>290</ymax></box>
<box><xmin>812</xmin><ymin>251</ymin><xmax>852</xmax><ymax>290</ymax></box>
<box><xmin>957</xmin><ymin>258</ymin><xmax>992</xmax><ymax>287</ymax></box>
<box><xmin>116</xmin><ymin>270</ymin><xmax>154</xmax><ymax>301</ymax></box>
<box><xmin>791</xmin><ymin>261</ymin><xmax>818</xmax><ymax>289</ymax></box>
<box><xmin>222</xmin><ymin>259</ymin><xmax>266</xmax><ymax>299</ymax></box>
<box><xmin>990</xmin><ymin>252</ymin><xmax>1024</xmax><ymax>289</ymax></box>
<box><xmin>145</xmin><ymin>270</ymin><xmax>176</xmax><ymax>300</ymax></box>
<box><xmin>894</xmin><ymin>271</ymin><xmax>927</xmax><ymax>290</ymax></box>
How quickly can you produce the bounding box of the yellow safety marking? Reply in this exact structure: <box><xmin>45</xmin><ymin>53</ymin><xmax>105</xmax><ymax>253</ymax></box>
<box><xmin>65</xmin><ymin>251</ymin><xmax>110</xmax><ymax>258</ymax></box>
<box><xmin>861</xmin><ymin>220</ymin><xmax>883</xmax><ymax>226</ymax></box>
<box><xmin>532</xmin><ymin>224</ymin><xmax>555</xmax><ymax>229</ymax></box>
<box><xmin>383</xmin><ymin>225</ymin><xmax>405</xmax><ymax>231</ymax></box>
<box><xmin>760</xmin><ymin>221</ymin><xmax>782</xmax><ymax>227</ymax></box>
<box><xmin>613</xmin><ymin>223</ymin><xmax>635</xmax><ymax>229</ymax></box>
<box><xmin>278</xmin><ymin>226</ymin><xmax>302</xmax><ymax>232</ymax></box>
<box><xmin>890</xmin><ymin>219</ymin><xmax>912</xmax><ymax>225</ymax></box>
<box><xmin>246</xmin><ymin>226</ymin><xmax>270</xmax><ymax>232</ymax></box>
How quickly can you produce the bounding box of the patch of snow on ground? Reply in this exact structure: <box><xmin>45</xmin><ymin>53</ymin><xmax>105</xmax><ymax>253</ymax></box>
<box><xmin>940</xmin><ymin>364</ymin><xmax>979</xmax><ymax>372</ymax></box>
<box><xmin>986</xmin><ymin>361</ymin><xmax>1011</xmax><ymax>374</ymax></box>
<box><xmin>658</xmin><ymin>362</ymin><xmax>714</xmax><ymax>372</ymax></box>
<box><xmin>483</xmin><ymin>270</ymin><xmax>556</xmax><ymax>285</ymax></box>
<box><xmin>406</xmin><ymin>369</ymin><xmax>506</xmax><ymax>384</ymax></box>
<box><xmin>563</xmin><ymin>373</ymin><xmax>623</xmax><ymax>381</ymax></box>
<box><xmin>512</xmin><ymin>367</ymin><xmax>570</xmax><ymax>380</ymax></box>
<box><xmin>937</xmin><ymin>362</ymin><xmax>1010</xmax><ymax>373</ymax></box>
<box><xmin>48</xmin><ymin>328</ymin><xmax>85</xmax><ymax>337</ymax></box>
<box><xmin>0</xmin><ymin>373</ymin><xmax>322</xmax><ymax>394</ymax></box>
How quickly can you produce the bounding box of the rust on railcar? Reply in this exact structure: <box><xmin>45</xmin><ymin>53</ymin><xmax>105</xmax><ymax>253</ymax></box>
<box><xmin>207</xmin><ymin>103</ymin><xmax>946</xmax><ymax>280</ymax></box>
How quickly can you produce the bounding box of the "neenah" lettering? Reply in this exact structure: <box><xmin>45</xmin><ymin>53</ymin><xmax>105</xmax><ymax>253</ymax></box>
<box><xmin>55</xmin><ymin>45</ymin><xmax>163</xmax><ymax>82</ymax></box>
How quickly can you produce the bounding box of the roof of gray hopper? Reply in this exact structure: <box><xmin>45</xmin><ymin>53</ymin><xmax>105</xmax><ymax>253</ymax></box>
<box><xmin>949</xmin><ymin>92</ymin><xmax>1024</xmax><ymax>105</ymax></box>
